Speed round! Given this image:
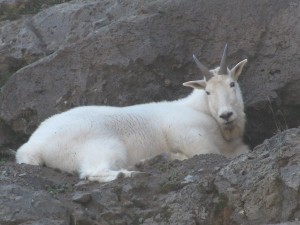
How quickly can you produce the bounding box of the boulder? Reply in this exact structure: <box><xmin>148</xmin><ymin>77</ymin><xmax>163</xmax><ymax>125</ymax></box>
<box><xmin>215</xmin><ymin>128</ymin><xmax>300</xmax><ymax>224</ymax></box>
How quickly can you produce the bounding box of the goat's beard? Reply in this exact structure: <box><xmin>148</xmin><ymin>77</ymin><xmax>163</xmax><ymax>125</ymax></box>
<box><xmin>220</xmin><ymin>111</ymin><xmax>246</xmax><ymax>141</ymax></box>
<box><xmin>221</xmin><ymin>121</ymin><xmax>244</xmax><ymax>141</ymax></box>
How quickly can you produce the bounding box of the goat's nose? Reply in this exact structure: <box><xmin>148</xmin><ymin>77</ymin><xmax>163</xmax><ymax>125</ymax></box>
<box><xmin>219</xmin><ymin>112</ymin><xmax>233</xmax><ymax>121</ymax></box>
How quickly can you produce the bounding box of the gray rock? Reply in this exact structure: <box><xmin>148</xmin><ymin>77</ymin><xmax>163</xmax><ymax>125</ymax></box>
<box><xmin>0</xmin><ymin>184</ymin><xmax>70</xmax><ymax>224</ymax></box>
<box><xmin>19</xmin><ymin>219</ymin><xmax>67</xmax><ymax>225</ymax></box>
<box><xmin>72</xmin><ymin>191</ymin><xmax>92</xmax><ymax>204</ymax></box>
<box><xmin>215</xmin><ymin>128</ymin><xmax>300</xmax><ymax>225</ymax></box>
<box><xmin>1</xmin><ymin>129</ymin><xmax>300</xmax><ymax>224</ymax></box>
<box><xmin>264</xmin><ymin>223</ymin><xmax>300</xmax><ymax>225</ymax></box>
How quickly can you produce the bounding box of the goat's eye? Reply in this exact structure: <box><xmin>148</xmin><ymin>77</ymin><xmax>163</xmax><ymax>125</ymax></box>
<box><xmin>206</xmin><ymin>91</ymin><xmax>210</xmax><ymax>95</ymax></box>
<box><xmin>230</xmin><ymin>82</ymin><xmax>235</xmax><ymax>87</ymax></box>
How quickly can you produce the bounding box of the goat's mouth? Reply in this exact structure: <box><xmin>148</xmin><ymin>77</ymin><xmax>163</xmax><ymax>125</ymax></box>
<box><xmin>223</xmin><ymin>120</ymin><xmax>236</xmax><ymax>127</ymax></box>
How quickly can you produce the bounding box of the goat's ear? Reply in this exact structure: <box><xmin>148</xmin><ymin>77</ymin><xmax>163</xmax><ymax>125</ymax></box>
<box><xmin>183</xmin><ymin>80</ymin><xmax>206</xmax><ymax>89</ymax></box>
<box><xmin>230</xmin><ymin>59</ymin><xmax>247</xmax><ymax>80</ymax></box>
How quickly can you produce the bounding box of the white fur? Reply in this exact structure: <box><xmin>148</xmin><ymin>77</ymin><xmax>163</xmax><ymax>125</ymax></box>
<box><xmin>16</xmin><ymin>59</ymin><xmax>249</xmax><ymax>182</ymax></box>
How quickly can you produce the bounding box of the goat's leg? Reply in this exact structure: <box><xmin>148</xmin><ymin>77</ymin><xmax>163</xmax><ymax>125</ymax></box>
<box><xmin>86</xmin><ymin>168</ymin><xmax>142</xmax><ymax>182</ymax></box>
<box><xmin>78</xmin><ymin>138</ymin><xmax>141</xmax><ymax>182</ymax></box>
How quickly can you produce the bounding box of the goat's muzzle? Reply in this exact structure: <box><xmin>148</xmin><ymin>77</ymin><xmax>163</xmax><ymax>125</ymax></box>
<box><xmin>219</xmin><ymin>111</ymin><xmax>233</xmax><ymax>121</ymax></box>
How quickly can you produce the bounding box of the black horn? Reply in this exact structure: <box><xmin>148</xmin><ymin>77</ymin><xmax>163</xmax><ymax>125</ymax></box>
<box><xmin>193</xmin><ymin>54</ymin><xmax>213</xmax><ymax>80</ymax></box>
<box><xmin>219</xmin><ymin>43</ymin><xmax>228</xmax><ymax>75</ymax></box>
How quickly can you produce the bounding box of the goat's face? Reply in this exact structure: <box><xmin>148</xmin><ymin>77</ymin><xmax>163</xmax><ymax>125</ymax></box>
<box><xmin>204</xmin><ymin>72</ymin><xmax>244</xmax><ymax>129</ymax></box>
<box><xmin>183</xmin><ymin>45</ymin><xmax>247</xmax><ymax>140</ymax></box>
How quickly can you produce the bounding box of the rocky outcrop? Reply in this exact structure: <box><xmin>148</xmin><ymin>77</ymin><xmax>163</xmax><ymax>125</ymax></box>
<box><xmin>1</xmin><ymin>128</ymin><xmax>299</xmax><ymax>224</ymax></box>
<box><xmin>0</xmin><ymin>0</ymin><xmax>300</xmax><ymax>150</ymax></box>
<box><xmin>215</xmin><ymin>128</ymin><xmax>300</xmax><ymax>224</ymax></box>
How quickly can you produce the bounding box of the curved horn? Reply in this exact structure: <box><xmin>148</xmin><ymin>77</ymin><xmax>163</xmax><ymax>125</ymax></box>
<box><xmin>193</xmin><ymin>54</ymin><xmax>213</xmax><ymax>80</ymax></box>
<box><xmin>219</xmin><ymin>43</ymin><xmax>228</xmax><ymax>75</ymax></box>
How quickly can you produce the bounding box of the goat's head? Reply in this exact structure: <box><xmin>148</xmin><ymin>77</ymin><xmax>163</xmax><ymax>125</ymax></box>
<box><xmin>183</xmin><ymin>44</ymin><xmax>247</xmax><ymax>141</ymax></box>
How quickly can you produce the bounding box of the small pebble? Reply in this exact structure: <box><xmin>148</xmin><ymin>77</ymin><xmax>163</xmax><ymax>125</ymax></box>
<box><xmin>72</xmin><ymin>192</ymin><xmax>92</xmax><ymax>204</ymax></box>
<box><xmin>18</xmin><ymin>173</ymin><xmax>27</xmax><ymax>177</ymax></box>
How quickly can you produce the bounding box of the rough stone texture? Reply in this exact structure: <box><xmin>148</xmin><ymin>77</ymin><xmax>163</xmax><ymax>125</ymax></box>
<box><xmin>0</xmin><ymin>0</ymin><xmax>300</xmax><ymax>150</ymax></box>
<box><xmin>1</xmin><ymin>128</ymin><xmax>300</xmax><ymax>224</ymax></box>
<box><xmin>266</xmin><ymin>223</ymin><xmax>300</xmax><ymax>225</ymax></box>
<box><xmin>72</xmin><ymin>191</ymin><xmax>92</xmax><ymax>204</ymax></box>
<box><xmin>215</xmin><ymin>128</ymin><xmax>300</xmax><ymax>225</ymax></box>
<box><xmin>0</xmin><ymin>184</ymin><xmax>70</xmax><ymax>224</ymax></box>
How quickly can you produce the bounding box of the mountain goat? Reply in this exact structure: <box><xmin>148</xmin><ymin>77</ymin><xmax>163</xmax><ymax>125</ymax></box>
<box><xmin>16</xmin><ymin>45</ymin><xmax>249</xmax><ymax>182</ymax></box>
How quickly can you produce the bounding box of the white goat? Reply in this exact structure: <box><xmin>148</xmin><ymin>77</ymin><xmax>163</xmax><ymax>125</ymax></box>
<box><xmin>16</xmin><ymin>45</ymin><xmax>249</xmax><ymax>182</ymax></box>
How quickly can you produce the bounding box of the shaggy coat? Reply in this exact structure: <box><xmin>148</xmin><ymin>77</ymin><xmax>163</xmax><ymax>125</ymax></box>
<box><xmin>16</xmin><ymin>48</ymin><xmax>249</xmax><ymax>182</ymax></box>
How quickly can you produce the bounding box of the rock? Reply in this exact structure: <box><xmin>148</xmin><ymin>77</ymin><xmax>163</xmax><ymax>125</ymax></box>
<box><xmin>0</xmin><ymin>184</ymin><xmax>70</xmax><ymax>224</ymax></box>
<box><xmin>264</xmin><ymin>223</ymin><xmax>300</xmax><ymax>225</ymax></box>
<box><xmin>19</xmin><ymin>219</ymin><xmax>67</xmax><ymax>225</ymax></box>
<box><xmin>74</xmin><ymin>180</ymin><xmax>89</xmax><ymax>187</ymax></box>
<box><xmin>0</xmin><ymin>0</ymin><xmax>72</xmax><ymax>87</ymax></box>
<box><xmin>215</xmin><ymin>128</ymin><xmax>300</xmax><ymax>225</ymax></box>
<box><xmin>72</xmin><ymin>192</ymin><xmax>92</xmax><ymax>204</ymax></box>
<box><xmin>1</xmin><ymin>129</ymin><xmax>300</xmax><ymax>224</ymax></box>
